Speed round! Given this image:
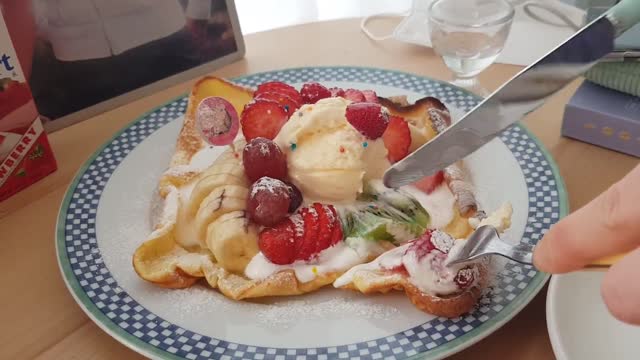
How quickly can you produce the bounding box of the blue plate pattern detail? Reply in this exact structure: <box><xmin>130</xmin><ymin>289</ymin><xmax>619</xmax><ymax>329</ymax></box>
<box><xmin>56</xmin><ymin>66</ymin><xmax>566</xmax><ymax>360</ymax></box>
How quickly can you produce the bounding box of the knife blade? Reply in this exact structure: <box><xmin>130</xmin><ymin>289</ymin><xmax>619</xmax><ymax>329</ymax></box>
<box><xmin>383</xmin><ymin>0</ymin><xmax>640</xmax><ymax>188</ymax></box>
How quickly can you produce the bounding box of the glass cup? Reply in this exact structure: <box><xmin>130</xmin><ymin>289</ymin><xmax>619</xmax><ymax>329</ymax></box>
<box><xmin>428</xmin><ymin>0</ymin><xmax>515</xmax><ymax>94</ymax></box>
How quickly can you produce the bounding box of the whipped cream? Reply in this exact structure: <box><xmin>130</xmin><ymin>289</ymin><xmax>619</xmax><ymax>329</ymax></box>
<box><xmin>334</xmin><ymin>236</ymin><xmax>472</xmax><ymax>296</ymax></box>
<box><xmin>333</xmin><ymin>244</ymin><xmax>407</xmax><ymax>288</ymax></box>
<box><xmin>173</xmin><ymin>180</ymin><xmax>203</xmax><ymax>249</ymax></box>
<box><xmin>402</xmin><ymin>183</ymin><xmax>456</xmax><ymax>229</ymax></box>
<box><xmin>162</xmin><ymin>145</ymin><xmax>221</xmax><ymax>179</ymax></box>
<box><xmin>245</xmin><ymin>242</ymin><xmax>373</xmax><ymax>283</ymax></box>
<box><xmin>402</xmin><ymin>242</ymin><xmax>468</xmax><ymax>295</ymax></box>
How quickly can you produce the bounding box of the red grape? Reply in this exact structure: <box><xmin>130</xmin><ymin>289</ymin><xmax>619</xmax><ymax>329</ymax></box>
<box><xmin>247</xmin><ymin>177</ymin><xmax>291</xmax><ymax>227</ymax></box>
<box><xmin>454</xmin><ymin>266</ymin><xmax>477</xmax><ymax>289</ymax></box>
<box><xmin>242</xmin><ymin>138</ymin><xmax>288</xmax><ymax>182</ymax></box>
<box><xmin>286</xmin><ymin>181</ymin><xmax>303</xmax><ymax>213</ymax></box>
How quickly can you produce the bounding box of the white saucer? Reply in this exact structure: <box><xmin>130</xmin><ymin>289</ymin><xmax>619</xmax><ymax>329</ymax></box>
<box><xmin>547</xmin><ymin>272</ymin><xmax>640</xmax><ymax>360</ymax></box>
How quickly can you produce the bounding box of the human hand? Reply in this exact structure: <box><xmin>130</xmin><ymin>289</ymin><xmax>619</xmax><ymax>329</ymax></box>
<box><xmin>533</xmin><ymin>163</ymin><xmax>640</xmax><ymax>325</ymax></box>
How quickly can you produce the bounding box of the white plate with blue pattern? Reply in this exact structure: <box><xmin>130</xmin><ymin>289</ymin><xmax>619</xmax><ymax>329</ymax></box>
<box><xmin>56</xmin><ymin>66</ymin><xmax>567</xmax><ymax>360</ymax></box>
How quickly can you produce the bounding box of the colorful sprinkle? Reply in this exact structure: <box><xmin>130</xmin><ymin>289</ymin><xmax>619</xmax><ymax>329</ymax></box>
<box><xmin>362</xmin><ymin>141</ymin><xmax>368</xmax><ymax>148</ymax></box>
<box><xmin>339</xmin><ymin>146</ymin><xmax>345</xmax><ymax>153</ymax></box>
<box><xmin>290</xmin><ymin>143</ymin><xmax>297</xmax><ymax>151</ymax></box>
<box><xmin>312</xmin><ymin>267</ymin><xmax>318</xmax><ymax>275</ymax></box>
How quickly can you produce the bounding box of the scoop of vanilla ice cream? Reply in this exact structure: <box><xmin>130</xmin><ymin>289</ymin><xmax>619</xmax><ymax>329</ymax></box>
<box><xmin>274</xmin><ymin>97</ymin><xmax>390</xmax><ymax>202</ymax></box>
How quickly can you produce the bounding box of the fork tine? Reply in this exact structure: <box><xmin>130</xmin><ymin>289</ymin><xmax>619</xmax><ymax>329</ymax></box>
<box><xmin>445</xmin><ymin>225</ymin><xmax>499</xmax><ymax>266</ymax></box>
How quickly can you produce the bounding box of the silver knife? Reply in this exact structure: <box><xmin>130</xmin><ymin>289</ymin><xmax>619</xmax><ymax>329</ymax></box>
<box><xmin>383</xmin><ymin>0</ymin><xmax>640</xmax><ymax>189</ymax></box>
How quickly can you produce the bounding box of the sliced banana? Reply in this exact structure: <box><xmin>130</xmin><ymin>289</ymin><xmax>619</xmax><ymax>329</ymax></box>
<box><xmin>188</xmin><ymin>173</ymin><xmax>247</xmax><ymax>216</ymax></box>
<box><xmin>201</xmin><ymin>162</ymin><xmax>246</xmax><ymax>179</ymax></box>
<box><xmin>207</xmin><ymin>211</ymin><xmax>259</xmax><ymax>273</ymax></box>
<box><xmin>195</xmin><ymin>185</ymin><xmax>248</xmax><ymax>246</ymax></box>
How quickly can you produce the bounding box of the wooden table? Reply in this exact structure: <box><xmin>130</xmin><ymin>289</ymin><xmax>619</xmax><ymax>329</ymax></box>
<box><xmin>1</xmin><ymin>18</ymin><xmax>637</xmax><ymax>360</ymax></box>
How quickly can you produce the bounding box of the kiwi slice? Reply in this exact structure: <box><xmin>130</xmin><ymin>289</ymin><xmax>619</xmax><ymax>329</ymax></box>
<box><xmin>340</xmin><ymin>183</ymin><xmax>430</xmax><ymax>245</ymax></box>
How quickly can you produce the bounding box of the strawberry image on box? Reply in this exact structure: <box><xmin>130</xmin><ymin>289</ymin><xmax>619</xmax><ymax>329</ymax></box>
<box><xmin>0</xmin><ymin>12</ymin><xmax>56</xmax><ymax>202</ymax></box>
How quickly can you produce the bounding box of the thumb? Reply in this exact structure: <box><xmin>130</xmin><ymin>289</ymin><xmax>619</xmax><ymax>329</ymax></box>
<box><xmin>533</xmin><ymin>164</ymin><xmax>640</xmax><ymax>273</ymax></box>
<box><xmin>601</xmin><ymin>247</ymin><xmax>640</xmax><ymax>325</ymax></box>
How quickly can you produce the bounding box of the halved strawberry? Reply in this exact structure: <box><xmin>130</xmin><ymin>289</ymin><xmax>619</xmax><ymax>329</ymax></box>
<box><xmin>362</xmin><ymin>90</ymin><xmax>379</xmax><ymax>103</ymax></box>
<box><xmin>255</xmin><ymin>91</ymin><xmax>300</xmax><ymax>115</ymax></box>
<box><xmin>382</xmin><ymin>115</ymin><xmax>411</xmax><ymax>162</ymax></box>
<box><xmin>300</xmin><ymin>82</ymin><xmax>331</xmax><ymax>104</ymax></box>
<box><xmin>413</xmin><ymin>170</ymin><xmax>445</xmax><ymax>194</ymax></box>
<box><xmin>328</xmin><ymin>205</ymin><xmax>343</xmax><ymax>246</ymax></box>
<box><xmin>343</xmin><ymin>89</ymin><xmax>365</xmax><ymax>103</ymax></box>
<box><xmin>240</xmin><ymin>100</ymin><xmax>289</xmax><ymax>140</ymax></box>
<box><xmin>345</xmin><ymin>102</ymin><xmax>389</xmax><ymax>139</ymax></box>
<box><xmin>259</xmin><ymin>219</ymin><xmax>296</xmax><ymax>265</ymax></box>
<box><xmin>255</xmin><ymin>81</ymin><xmax>302</xmax><ymax>104</ymax></box>
<box><xmin>295</xmin><ymin>207</ymin><xmax>320</xmax><ymax>261</ymax></box>
<box><xmin>313</xmin><ymin>203</ymin><xmax>335</xmax><ymax>253</ymax></box>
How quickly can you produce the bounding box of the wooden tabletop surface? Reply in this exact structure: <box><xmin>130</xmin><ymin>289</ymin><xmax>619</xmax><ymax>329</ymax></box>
<box><xmin>1</xmin><ymin>18</ymin><xmax>638</xmax><ymax>360</ymax></box>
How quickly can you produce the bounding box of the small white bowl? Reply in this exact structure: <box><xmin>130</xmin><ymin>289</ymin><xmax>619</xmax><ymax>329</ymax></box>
<box><xmin>547</xmin><ymin>272</ymin><xmax>640</xmax><ymax>360</ymax></box>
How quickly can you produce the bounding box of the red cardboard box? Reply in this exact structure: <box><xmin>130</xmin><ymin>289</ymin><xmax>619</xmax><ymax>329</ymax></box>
<box><xmin>0</xmin><ymin>8</ymin><xmax>56</xmax><ymax>202</ymax></box>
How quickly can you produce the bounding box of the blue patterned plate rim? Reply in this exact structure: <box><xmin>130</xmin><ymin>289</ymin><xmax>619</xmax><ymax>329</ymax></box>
<box><xmin>55</xmin><ymin>66</ymin><xmax>568</xmax><ymax>360</ymax></box>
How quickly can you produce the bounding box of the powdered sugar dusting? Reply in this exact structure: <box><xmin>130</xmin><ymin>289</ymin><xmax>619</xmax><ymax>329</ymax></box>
<box><xmin>431</xmin><ymin>230</ymin><xmax>455</xmax><ymax>253</ymax></box>
<box><xmin>428</xmin><ymin>108</ymin><xmax>451</xmax><ymax>133</ymax></box>
<box><xmin>290</xmin><ymin>213</ymin><xmax>305</xmax><ymax>237</ymax></box>
<box><xmin>245</xmin><ymin>139</ymin><xmax>275</xmax><ymax>157</ymax></box>
<box><xmin>255</xmin><ymin>297</ymin><xmax>399</xmax><ymax>329</ymax></box>
<box><xmin>323</xmin><ymin>205</ymin><xmax>335</xmax><ymax>223</ymax></box>
<box><xmin>158</xmin><ymin>286</ymin><xmax>398</xmax><ymax>329</ymax></box>
<box><xmin>250</xmin><ymin>177</ymin><xmax>286</xmax><ymax>197</ymax></box>
<box><xmin>197</xmin><ymin>104</ymin><xmax>231</xmax><ymax>136</ymax></box>
<box><xmin>149</xmin><ymin>188</ymin><xmax>166</xmax><ymax>229</ymax></box>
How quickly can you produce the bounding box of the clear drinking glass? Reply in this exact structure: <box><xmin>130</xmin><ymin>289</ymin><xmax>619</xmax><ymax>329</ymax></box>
<box><xmin>428</xmin><ymin>0</ymin><xmax>515</xmax><ymax>94</ymax></box>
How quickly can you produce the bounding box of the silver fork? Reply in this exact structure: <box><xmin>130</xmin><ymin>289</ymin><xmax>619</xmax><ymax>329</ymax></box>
<box><xmin>445</xmin><ymin>225</ymin><xmax>535</xmax><ymax>266</ymax></box>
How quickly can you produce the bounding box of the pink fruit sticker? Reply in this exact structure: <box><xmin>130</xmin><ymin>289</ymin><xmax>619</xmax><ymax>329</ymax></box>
<box><xmin>195</xmin><ymin>97</ymin><xmax>239</xmax><ymax>146</ymax></box>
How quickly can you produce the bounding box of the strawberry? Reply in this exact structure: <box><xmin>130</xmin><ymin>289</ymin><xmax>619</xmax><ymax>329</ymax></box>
<box><xmin>258</xmin><ymin>218</ymin><xmax>296</xmax><ymax>265</ymax></box>
<box><xmin>258</xmin><ymin>203</ymin><xmax>343</xmax><ymax>265</ymax></box>
<box><xmin>406</xmin><ymin>230</ymin><xmax>436</xmax><ymax>260</ymax></box>
<box><xmin>345</xmin><ymin>102</ymin><xmax>389</xmax><ymax>139</ymax></box>
<box><xmin>240</xmin><ymin>100</ymin><xmax>289</xmax><ymax>140</ymax></box>
<box><xmin>313</xmin><ymin>203</ymin><xmax>335</xmax><ymax>253</ymax></box>
<box><xmin>387</xmin><ymin>264</ymin><xmax>409</xmax><ymax>275</ymax></box>
<box><xmin>300</xmin><ymin>82</ymin><xmax>331</xmax><ymax>104</ymax></box>
<box><xmin>328</xmin><ymin>205</ymin><xmax>343</xmax><ymax>246</ymax></box>
<box><xmin>343</xmin><ymin>89</ymin><xmax>365</xmax><ymax>103</ymax></box>
<box><xmin>255</xmin><ymin>81</ymin><xmax>302</xmax><ymax>105</ymax></box>
<box><xmin>382</xmin><ymin>116</ymin><xmax>411</xmax><ymax>163</ymax></box>
<box><xmin>329</xmin><ymin>87</ymin><xmax>345</xmax><ymax>97</ymax></box>
<box><xmin>362</xmin><ymin>90</ymin><xmax>379</xmax><ymax>103</ymax></box>
<box><xmin>413</xmin><ymin>170</ymin><xmax>445</xmax><ymax>194</ymax></box>
<box><xmin>296</xmin><ymin>206</ymin><xmax>320</xmax><ymax>261</ymax></box>
<box><xmin>255</xmin><ymin>91</ymin><xmax>300</xmax><ymax>115</ymax></box>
